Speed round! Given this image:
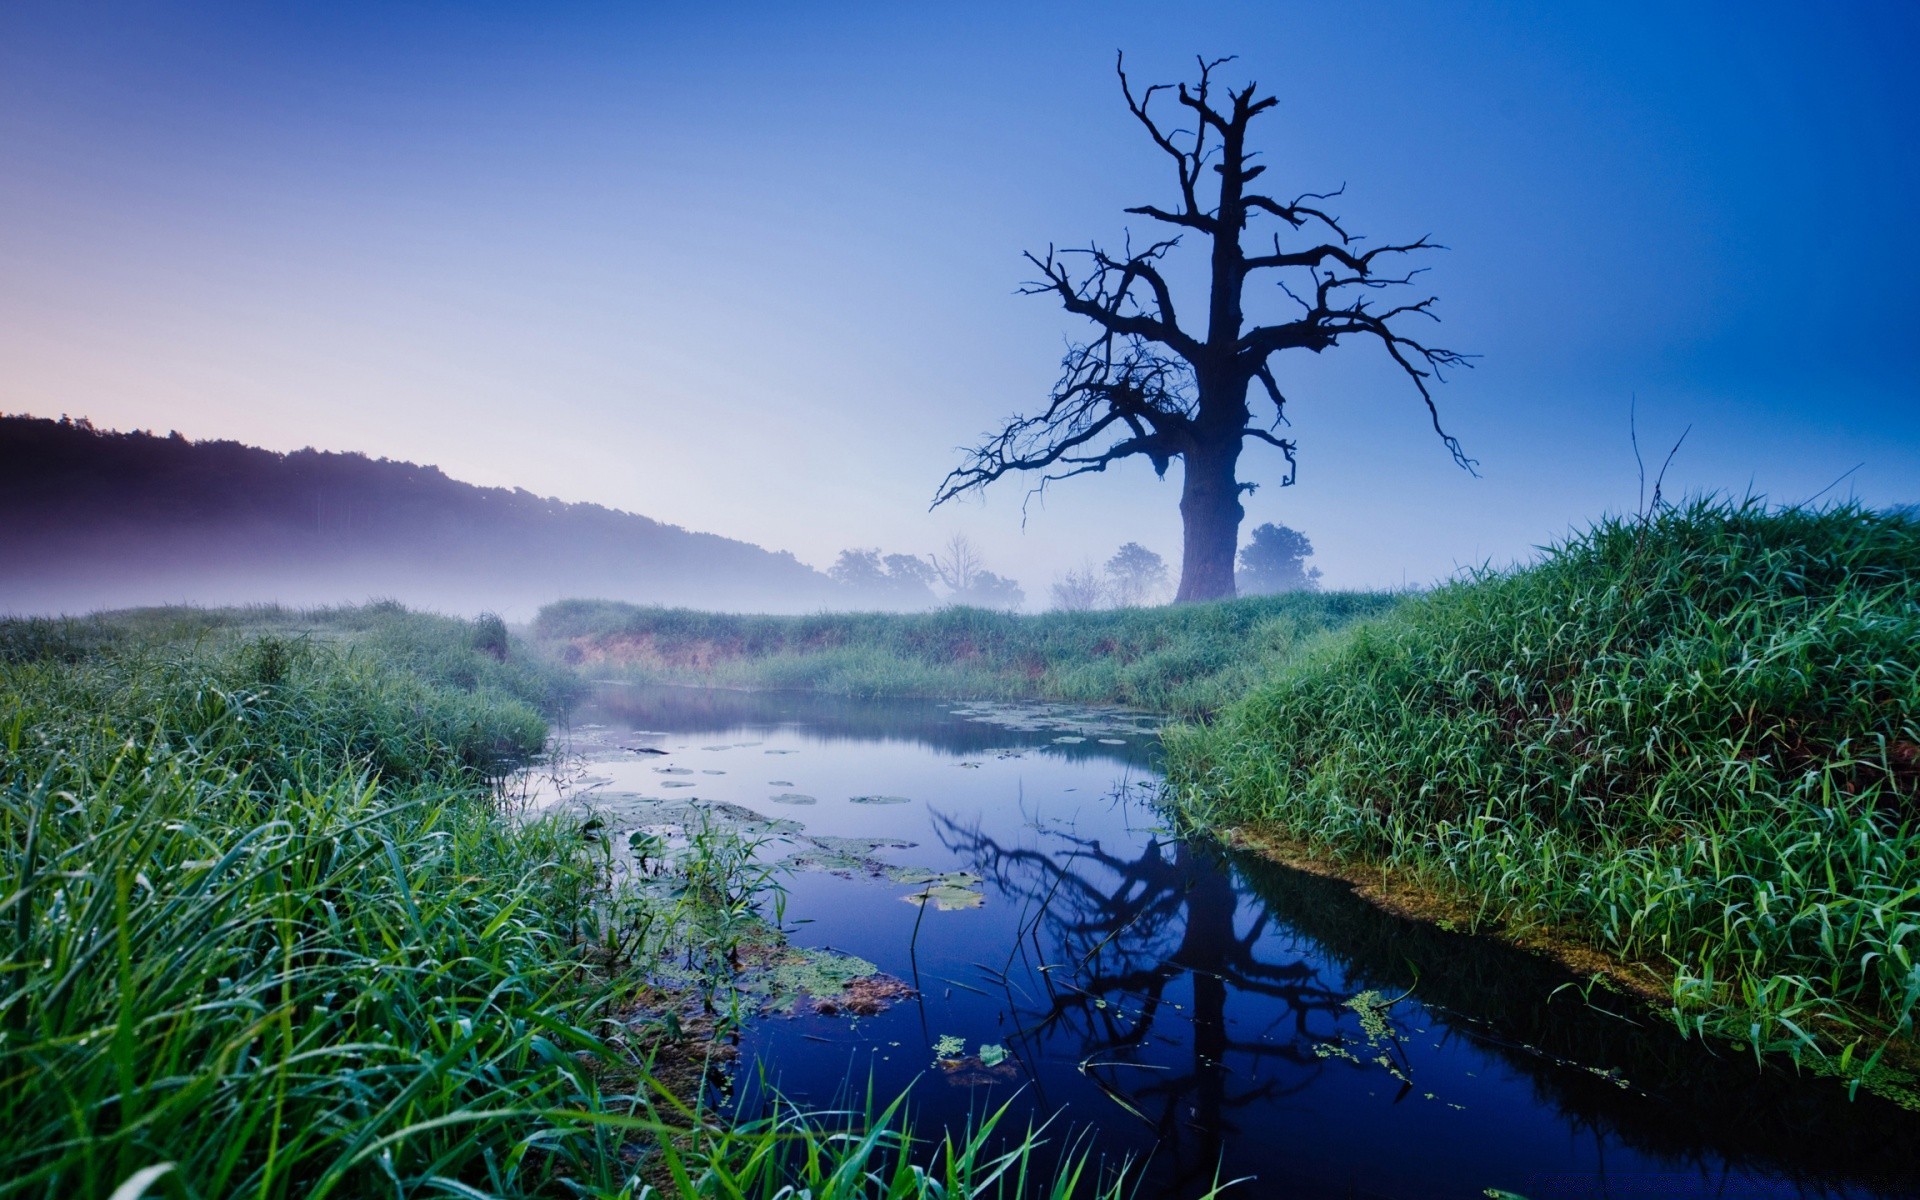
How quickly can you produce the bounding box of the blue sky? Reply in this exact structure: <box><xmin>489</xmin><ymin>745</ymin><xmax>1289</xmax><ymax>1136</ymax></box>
<box><xmin>3</xmin><ymin>1</ymin><xmax>1914</xmax><ymax>598</ymax></box>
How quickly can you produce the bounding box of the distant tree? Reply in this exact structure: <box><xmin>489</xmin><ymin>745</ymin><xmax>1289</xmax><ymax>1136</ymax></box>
<box><xmin>1050</xmin><ymin>562</ymin><xmax>1108</xmax><ymax>611</ymax></box>
<box><xmin>934</xmin><ymin>54</ymin><xmax>1472</xmax><ymax>603</ymax></box>
<box><xmin>928</xmin><ymin>533</ymin><xmax>986</xmax><ymax>594</ymax></box>
<box><xmin>1236</xmin><ymin>522</ymin><xmax>1321</xmax><ymax>594</ymax></box>
<box><xmin>929</xmin><ymin>533</ymin><xmax>1025</xmax><ymax>609</ymax></box>
<box><xmin>1104</xmin><ymin>542</ymin><xmax>1169</xmax><ymax>607</ymax></box>
<box><xmin>881</xmin><ymin>552</ymin><xmax>939</xmax><ymax>592</ymax></box>
<box><xmin>958</xmin><ymin>570</ymin><xmax>1025</xmax><ymax>610</ymax></box>
<box><xmin>829</xmin><ymin>548</ymin><xmax>939</xmax><ymax>606</ymax></box>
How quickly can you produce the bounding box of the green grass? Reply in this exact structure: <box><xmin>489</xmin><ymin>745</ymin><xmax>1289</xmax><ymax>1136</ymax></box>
<box><xmin>0</xmin><ymin>603</ymin><xmax>1228</xmax><ymax>1197</ymax></box>
<box><xmin>532</xmin><ymin>592</ymin><xmax>1402</xmax><ymax>716</ymax></box>
<box><xmin>1163</xmin><ymin>498</ymin><xmax>1920</xmax><ymax>1095</ymax></box>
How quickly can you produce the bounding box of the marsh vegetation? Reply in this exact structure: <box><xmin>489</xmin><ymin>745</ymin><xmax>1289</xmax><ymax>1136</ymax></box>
<box><xmin>0</xmin><ymin>606</ymin><xmax>1176</xmax><ymax>1198</ymax></box>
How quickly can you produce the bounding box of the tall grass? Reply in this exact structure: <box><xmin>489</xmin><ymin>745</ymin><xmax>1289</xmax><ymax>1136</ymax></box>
<box><xmin>0</xmin><ymin>622</ymin><xmax>630</xmax><ymax>1196</ymax></box>
<box><xmin>534</xmin><ymin>593</ymin><xmax>1400</xmax><ymax>715</ymax></box>
<box><xmin>1165</xmin><ymin>499</ymin><xmax>1920</xmax><ymax>1094</ymax></box>
<box><xmin>1</xmin><ymin>605</ymin><xmax>1226</xmax><ymax>1197</ymax></box>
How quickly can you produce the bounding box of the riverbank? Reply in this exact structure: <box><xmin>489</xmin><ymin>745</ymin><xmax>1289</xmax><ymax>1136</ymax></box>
<box><xmin>1166</xmin><ymin>499</ymin><xmax>1920</xmax><ymax>1101</ymax></box>
<box><xmin>0</xmin><ymin>605</ymin><xmax>1162</xmax><ymax>1198</ymax></box>
<box><xmin>532</xmin><ymin>590</ymin><xmax>1401</xmax><ymax>716</ymax></box>
<box><xmin>533</xmin><ymin>499</ymin><xmax>1920</xmax><ymax>1099</ymax></box>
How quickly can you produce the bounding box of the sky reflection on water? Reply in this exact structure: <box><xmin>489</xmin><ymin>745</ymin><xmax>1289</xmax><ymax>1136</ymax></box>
<box><xmin>560</xmin><ymin>684</ymin><xmax>1920</xmax><ymax>1200</ymax></box>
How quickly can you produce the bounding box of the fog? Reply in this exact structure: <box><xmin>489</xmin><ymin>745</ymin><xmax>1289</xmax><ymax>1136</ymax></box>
<box><xmin>0</xmin><ymin>413</ymin><xmax>1035</xmax><ymax>620</ymax></box>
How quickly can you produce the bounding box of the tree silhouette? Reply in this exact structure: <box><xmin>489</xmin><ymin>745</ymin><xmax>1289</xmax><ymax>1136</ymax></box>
<box><xmin>936</xmin><ymin>54</ymin><xmax>1473</xmax><ymax>602</ymax></box>
<box><xmin>928</xmin><ymin>533</ymin><xmax>1026</xmax><ymax>609</ymax></box>
<box><xmin>1236</xmin><ymin>522</ymin><xmax>1321</xmax><ymax>594</ymax></box>
<box><xmin>1104</xmin><ymin>542</ymin><xmax>1169</xmax><ymax>606</ymax></box>
<box><xmin>828</xmin><ymin>549</ymin><xmax>940</xmax><ymax>608</ymax></box>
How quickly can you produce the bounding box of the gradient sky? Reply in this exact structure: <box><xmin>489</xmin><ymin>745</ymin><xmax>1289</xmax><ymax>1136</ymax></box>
<box><xmin>3</xmin><ymin>1</ymin><xmax>1915</xmax><ymax>600</ymax></box>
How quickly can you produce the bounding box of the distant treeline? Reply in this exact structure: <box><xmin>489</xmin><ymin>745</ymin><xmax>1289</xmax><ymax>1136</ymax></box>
<box><xmin>0</xmin><ymin>414</ymin><xmax>845</xmax><ymax>616</ymax></box>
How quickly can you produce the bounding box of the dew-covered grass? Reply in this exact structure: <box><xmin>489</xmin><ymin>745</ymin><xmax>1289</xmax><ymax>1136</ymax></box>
<box><xmin>1164</xmin><ymin>499</ymin><xmax>1920</xmax><ymax>1096</ymax></box>
<box><xmin>0</xmin><ymin>603</ymin><xmax>1221</xmax><ymax>1197</ymax></box>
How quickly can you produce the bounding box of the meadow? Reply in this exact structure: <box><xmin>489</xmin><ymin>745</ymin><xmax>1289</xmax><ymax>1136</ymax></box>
<box><xmin>532</xmin><ymin>591</ymin><xmax>1402</xmax><ymax>717</ymax></box>
<box><xmin>0</xmin><ymin>605</ymin><xmax>1179</xmax><ymax>1199</ymax></box>
<box><xmin>9</xmin><ymin>495</ymin><xmax>1914</xmax><ymax>1198</ymax></box>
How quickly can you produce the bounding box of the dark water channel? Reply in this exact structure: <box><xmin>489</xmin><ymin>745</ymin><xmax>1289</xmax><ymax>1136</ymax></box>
<box><xmin>559</xmin><ymin>684</ymin><xmax>1920</xmax><ymax>1200</ymax></box>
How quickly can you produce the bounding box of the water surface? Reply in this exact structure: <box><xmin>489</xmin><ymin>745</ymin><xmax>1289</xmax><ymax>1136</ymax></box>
<box><xmin>553</xmin><ymin>684</ymin><xmax>1920</xmax><ymax>1200</ymax></box>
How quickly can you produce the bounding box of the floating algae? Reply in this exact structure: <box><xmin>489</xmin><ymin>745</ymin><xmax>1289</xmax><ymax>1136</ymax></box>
<box><xmin>780</xmin><ymin>834</ymin><xmax>922</xmax><ymax>879</ymax></box>
<box><xmin>744</xmin><ymin>945</ymin><xmax>914</xmax><ymax>1016</ymax></box>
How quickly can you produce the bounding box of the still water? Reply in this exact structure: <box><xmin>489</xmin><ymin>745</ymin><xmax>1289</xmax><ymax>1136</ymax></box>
<box><xmin>552</xmin><ymin>684</ymin><xmax>1920</xmax><ymax>1200</ymax></box>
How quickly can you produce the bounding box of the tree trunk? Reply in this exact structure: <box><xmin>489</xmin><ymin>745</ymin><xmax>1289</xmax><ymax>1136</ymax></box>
<box><xmin>1174</xmin><ymin>439</ymin><xmax>1244</xmax><ymax>602</ymax></box>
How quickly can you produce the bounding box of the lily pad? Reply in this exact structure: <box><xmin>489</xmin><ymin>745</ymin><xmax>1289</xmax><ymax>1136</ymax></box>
<box><xmin>765</xmin><ymin>749</ymin><xmax>799</xmax><ymax>755</ymax></box>
<box><xmin>701</xmin><ymin>770</ymin><xmax>726</xmax><ymax>775</ymax></box>
<box><xmin>782</xmin><ymin>835</ymin><xmax>922</xmax><ymax>879</ymax></box>
<box><xmin>769</xmin><ymin>779</ymin><xmax>795</xmax><ymax>786</ymax></box>
<box><xmin>770</xmin><ymin>792</ymin><xmax>818</xmax><ymax>806</ymax></box>
<box><xmin>902</xmin><ymin>883</ymin><xmax>986</xmax><ymax>911</ymax></box>
<box><xmin>659</xmin><ymin>781</ymin><xmax>697</xmax><ymax>789</ymax></box>
<box><xmin>889</xmin><ymin>867</ymin><xmax>980</xmax><ymax>887</ymax></box>
<box><xmin>849</xmin><ymin>794</ymin><xmax>913</xmax><ymax>806</ymax></box>
<box><xmin>1098</xmin><ymin>738</ymin><xmax>1127</xmax><ymax>745</ymax></box>
<box><xmin>653</xmin><ymin>767</ymin><xmax>694</xmax><ymax>775</ymax></box>
<box><xmin>1052</xmin><ymin>736</ymin><xmax>1085</xmax><ymax>744</ymax></box>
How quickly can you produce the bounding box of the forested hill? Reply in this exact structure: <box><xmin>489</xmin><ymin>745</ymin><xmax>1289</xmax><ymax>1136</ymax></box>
<box><xmin>0</xmin><ymin>414</ymin><xmax>841</xmax><ymax>617</ymax></box>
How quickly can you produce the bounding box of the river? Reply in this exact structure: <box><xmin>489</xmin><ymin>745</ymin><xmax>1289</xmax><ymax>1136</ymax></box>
<box><xmin>541</xmin><ymin>683</ymin><xmax>1920</xmax><ymax>1200</ymax></box>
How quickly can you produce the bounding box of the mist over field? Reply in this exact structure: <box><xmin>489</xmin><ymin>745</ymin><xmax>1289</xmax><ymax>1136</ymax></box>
<box><xmin>0</xmin><ymin>414</ymin><xmax>878</xmax><ymax>618</ymax></box>
<box><xmin>6</xmin><ymin>5</ymin><xmax>1920</xmax><ymax>1198</ymax></box>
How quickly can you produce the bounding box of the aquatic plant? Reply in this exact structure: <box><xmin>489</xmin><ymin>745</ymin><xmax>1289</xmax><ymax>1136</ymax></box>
<box><xmin>0</xmin><ymin>606</ymin><xmax>1196</xmax><ymax>1198</ymax></box>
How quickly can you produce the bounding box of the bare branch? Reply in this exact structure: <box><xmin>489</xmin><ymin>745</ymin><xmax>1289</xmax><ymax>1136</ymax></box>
<box><xmin>1020</xmin><ymin>247</ymin><xmax>1203</xmax><ymax>361</ymax></box>
<box><xmin>1117</xmin><ymin>51</ymin><xmax>1209</xmax><ymax>228</ymax></box>
<box><xmin>1242</xmin><ymin>241</ymin><xmax>1367</xmax><ymax>276</ymax></box>
<box><xmin>1241</xmin><ymin>425</ymin><xmax>1298</xmax><ymax>487</ymax></box>
<box><xmin>933</xmin><ymin>340</ymin><xmax>1197</xmax><ymax>514</ymax></box>
<box><xmin>1123</xmin><ymin>203</ymin><xmax>1215</xmax><ymax>232</ymax></box>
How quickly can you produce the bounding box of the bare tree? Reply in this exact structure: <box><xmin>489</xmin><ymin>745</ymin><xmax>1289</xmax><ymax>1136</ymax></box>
<box><xmin>935</xmin><ymin>53</ymin><xmax>1473</xmax><ymax>601</ymax></box>
<box><xmin>1049</xmin><ymin>560</ymin><xmax>1108</xmax><ymax>611</ymax></box>
<box><xmin>927</xmin><ymin>532</ymin><xmax>985</xmax><ymax>593</ymax></box>
<box><xmin>928</xmin><ymin>533</ymin><xmax>1026</xmax><ymax>609</ymax></box>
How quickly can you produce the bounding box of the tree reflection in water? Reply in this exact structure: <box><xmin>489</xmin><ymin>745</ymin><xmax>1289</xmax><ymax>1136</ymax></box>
<box><xmin>931</xmin><ymin>802</ymin><xmax>1363</xmax><ymax>1194</ymax></box>
<box><xmin>930</xmin><ymin>790</ymin><xmax>1920</xmax><ymax>1200</ymax></box>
